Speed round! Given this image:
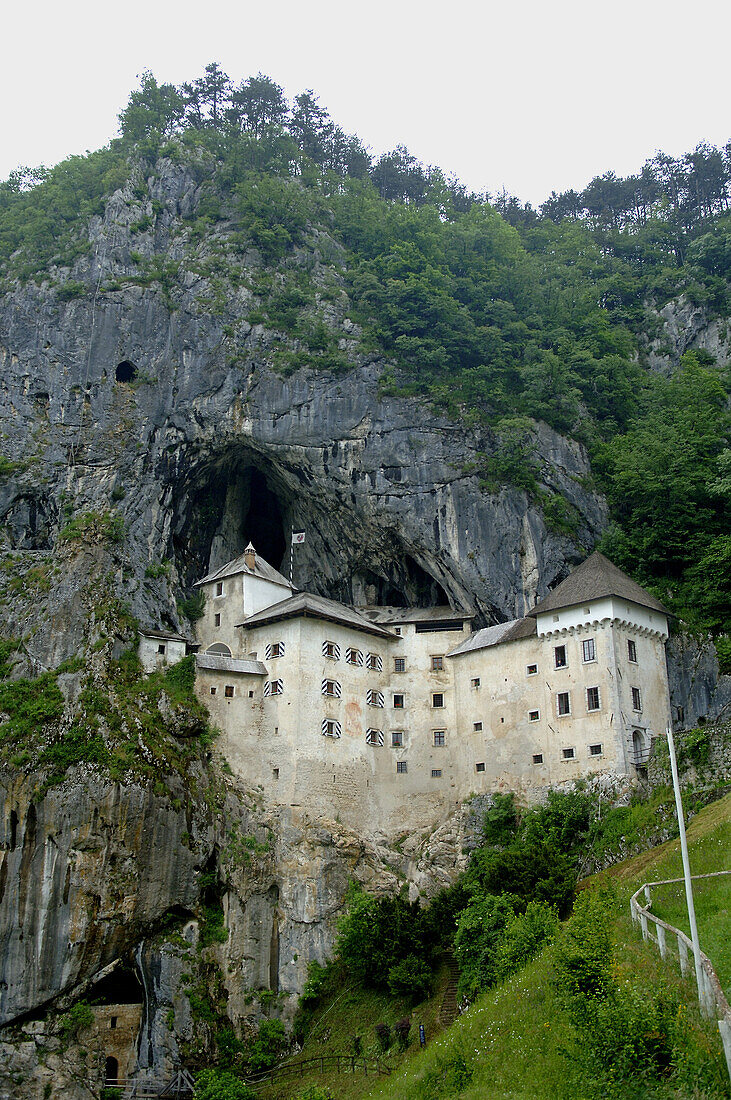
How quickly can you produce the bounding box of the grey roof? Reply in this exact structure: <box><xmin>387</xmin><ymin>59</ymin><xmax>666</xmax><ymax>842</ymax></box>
<box><xmin>238</xmin><ymin>592</ymin><xmax>396</xmax><ymax>639</ymax></box>
<box><xmin>194</xmin><ymin>548</ymin><xmax>294</xmax><ymax>592</ymax></box>
<box><xmin>529</xmin><ymin>552</ymin><xmax>670</xmax><ymax>617</ymax></box>
<box><xmin>447</xmin><ymin>617</ymin><xmax>535</xmax><ymax>657</ymax></box>
<box><xmin>359</xmin><ymin>606</ymin><xmax>474</xmax><ymax>625</ymax></box>
<box><xmin>196</xmin><ymin>654</ymin><xmax>268</xmax><ymax>675</ymax></box>
<box><xmin>139</xmin><ymin>628</ymin><xmax>189</xmax><ymax>643</ymax></box>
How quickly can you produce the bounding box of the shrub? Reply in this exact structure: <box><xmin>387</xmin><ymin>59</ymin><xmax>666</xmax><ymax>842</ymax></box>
<box><xmin>194</xmin><ymin>1069</ymin><xmax>256</xmax><ymax>1099</ymax></box>
<box><xmin>58</xmin><ymin>1000</ymin><xmax>93</xmax><ymax>1040</ymax></box>
<box><xmin>247</xmin><ymin>1019</ymin><xmax>287</xmax><ymax>1073</ymax></box>
<box><xmin>387</xmin><ymin>954</ymin><xmax>433</xmax><ymax>1002</ymax></box>
<box><xmin>179</xmin><ymin>590</ymin><xmax>206</xmax><ymax>622</ymax></box>
<box><xmin>392</xmin><ymin>1017</ymin><xmax>411</xmax><ymax>1051</ymax></box>
<box><xmin>494</xmin><ymin>899</ymin><xmax>559</xmax><ymax>981</ymax></box>
<box><xmin>552</xmin><ymin>887</ymin><xmax>614</xmax><ymax>1003</ymax></box>
<box><xmin>374</xmin><ymin>1022</ymin><xmax>391</xmax><ymax>1051</ymax></box>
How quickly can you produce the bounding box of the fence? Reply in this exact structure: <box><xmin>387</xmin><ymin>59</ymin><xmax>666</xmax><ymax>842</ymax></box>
<box><xmin>245</xmin><ymin>1052</ymin><xmax>392</xmax><ymax>1088</ymax></box>
<box><xmin>630</xmin><ymin>869</ymin><xmax>731</xmax><ymax>1080</ymax></box>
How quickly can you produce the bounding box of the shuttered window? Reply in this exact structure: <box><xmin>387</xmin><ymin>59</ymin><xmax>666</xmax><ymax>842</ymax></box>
<box><xmin>366</xmin><ymin>653</ymin><xmax>383</xmax><ymax>671</ymax></box>
<box><xmin>322</xmin><ymin>719</ymin><xmax>342</xmax><ymax>738</ymax></box>
<box><xmin>265</xmin><ymin>642</ymin><xmax>285</xmax><ymax>659</ymax></box>
<box><xmin>323</xmin><ymin>641</ymin><xmax>341</xmax><ymax>660</ymax></box>
<box><xmin>263</xmin><ymin>679</ymin><xmax>283</xmax><ymax>697</ymax></box>
<box><xmin>366</xmin><ymin>728</ymin><xmax>384</xmax><ymax>746</ymax></box>
<box><xmin>321</xmin><ymin>679</ymin><xmax>342</xmax><ymax>698</ymax></box>
<box><xmin>346</xmin><ymin>647</ymin><xmax>363</xmax><ymax>666</ymax></box>
<box><xmin>367</xmin><ymin>690</ymin><xmax>384</xmax><ymax>707</ymax></box>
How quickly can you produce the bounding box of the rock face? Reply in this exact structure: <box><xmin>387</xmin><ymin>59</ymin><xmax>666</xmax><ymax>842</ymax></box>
<box><xmin>0</xmin><ymin>161</ymin><xmax>607</xmax><ymax>674</ymax></box>
<box><xmin>667</xmin><ymin>635</ymin><xmax>731</xmax><ymax>728</ymax></box>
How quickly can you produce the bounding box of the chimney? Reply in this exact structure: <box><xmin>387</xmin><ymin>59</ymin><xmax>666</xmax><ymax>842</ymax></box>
<box><xmin>244</xmin><ymin>542</ymin><xmax>256</xmax><ymax>572</ymax></box>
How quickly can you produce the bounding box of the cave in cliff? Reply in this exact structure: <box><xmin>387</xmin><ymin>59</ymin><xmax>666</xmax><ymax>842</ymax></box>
<box><xmin>170</xmin><ymin>446</ymin><xmax>452</xmax><ymax>610</ymax></box>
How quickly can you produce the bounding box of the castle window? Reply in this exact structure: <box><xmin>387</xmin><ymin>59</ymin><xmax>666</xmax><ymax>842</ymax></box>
<box><xmin>473</xmin><ymin>721</ymin><xmax>483</xmax><ymax>732</ymax></box>
<box><xmin>264</xmin><ymin>679</ymin><xmax>283</xmax><ymax>697</ymax></box>
<box><xmin>366</xmin><ymin>728</ymin><xmax>384</xmax><ymax>747</ymax></box>
<box><xmin>582</xmin><ymin>638</ymin><xmax>596</xmax><ymax>663</ymax></box>
<box><xmin>526</xmin><ymin>663</ymin><xmax>538</xmax><ymax>676</ymax></box>
<box><xmin>158</xmin><ymin>643</ymin><xmax>166</xmax><ymax>655</ymax></box>
<box><xmin>554</xmin><ymin>645</ymin><xmax>567</xmax><ymax>669</ymax></box>
<box><xmin>529</xmin><ymin>709</ymin><xmax>540</xmax><ymax>722</ymax></box>
<box><xmin>215</xmin><ymin>581</ymin><xmax>224</xmax><ymax>597</ymax></box>
<box><xmin>396</xmin><ymin>761</ymin><xmax>408</xmax><ymax>774</ymax></box>
<box><xmin>394</xmin><ymin>657</ymin><xmax>406</xmax><ymax>673</ymax></box>
<box><xmin>323</xmin><ymin>641</ymin><xmax>341</xmax><ymax>660</ymax></box>
<box><xmin>433</xmin><ymin>730</ymin><xmax>446</xmax><ymax>746</ymax></box>
<box><xmin>532</xmin><ymin>754</ymin><xmax>543</xmax><ymax>765</ymax></box>
<box><xmin>322</xmin><ymin>679</ymin><xmax>342</xmax><ymax>698</ymax></box>
<box><xmin>367</xmin><ymin>689</ymin><xmax>384</xmax><ymax>707</ymax></box>
<box><xmin>224</xmin><ymin>685</ymin><xmax>234</xmax><ymax>699</ymax></box>
<box><xmin>432</xmin><ymin>692</ymin><xmax>444</xmax><ymax>708</ymax></box>
<box><xmin>393</xmin><ymin>693</ymin><xmax>405</xmax><ymax>709</ymax></box>
<box><xmin>471</xmin><ymin>677</ymin><xmax>481</xmax><ymax>689</ymax></box>
<box><xmin>562</xmin><ymin>747</ymin><xmax>575</xmax><ymax>759</ymax></box>
<box><xmin>210</xmin><ymin>686</ymin><xmax>217</xmax><ymax>696</ymax></box>
<box><xmin>394</xmin><ymin>627</ymin><xmax>402</xmax><ymax>636</ymax></box>
<box><xmin>214</xmin><ymin>613</ymin><xmax>221</xmax><ymax>627</ymax></box>
<box><xmin>322</xmin><ymin>719</ymin><xmax>342</xmax><ymax>738</ymax></box>
<box><xmin>346</xmin><ymin>647</ymin><xmax>363</xmax><ymax>666</ymax></box>
<box><xmin>475</xmin><ymin>762</ymin><xmax>485</xmax><ymax>773</ymax></box>
<box><xmin>631</xmin><ymin>687</ymin><xmax>642</xmax><ymax>712</ymax></box>
<box><xmin>431</xmin><ymin>655</ymin><xmax>444</xmax><ymax>671</ymax></box>
<box><xmin>586</xmin><ymin>686</ymin><xmax>600</xmax><ymax>712</ymax></box>
<box><xmin>110</xmin><ymin>1016</ymin><xmax>118</xmax><ymax>1030</ymax></box>
<box><xmin>431</xmin><ymin>769</ymin><xmax>442</xmax><ymax>778</ymax></box>
<box><xmin>366</xmin><ymin>652</ymin><xmax>382</xmax><ymax>671</ymax></box>
<box><xmin>628</xmin><ymin>639</ymin><xmax>637</xmax><ymax>663</ymax></box>
<box><xmin>589</xmin><ymin>743</ymin><xmax>603</xmax><ymax>756</ymax></box>
<box><xmin>265</xmin><ymin>641</ymin><xmax>285</xmax><ymax>659</ymax></box>
<box><xmin>391</xmin><ymin>730</ymin><xmax>404</xmax><ymax>747</ymax></box>
<box><xmin>557</xmin><ymin>691</ymin><xmax>571</xmax><ymax>716</ymax></box>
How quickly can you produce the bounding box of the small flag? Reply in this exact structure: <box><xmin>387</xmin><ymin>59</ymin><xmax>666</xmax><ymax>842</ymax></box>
<box><xmin>292</xmin><ymin>530</ymin><xmax>305</xmax><ymax>545</ymax></box>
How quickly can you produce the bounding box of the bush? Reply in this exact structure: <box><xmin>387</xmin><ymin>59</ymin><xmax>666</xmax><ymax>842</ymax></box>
<box><xmin>194</xmin><ymin>1069</ymin><xmax>256</xmax><ymax>1099</ymax></box>
<box><xmin>494</xmin><ymin>900</ymin><xmax>559</xmax><ymax>981</ymax></box>
<box><xmin>387</xmin><ymin>954</ymin><xmax>433</xmax><ymax>1002</ymax></box>
<box><xmin>374</xmin><ymin>1022</ymin><xmax>391</xmax><ymax>1051</ymax></box>
<box><xmin>58</xmin><ymin>1000</ymin><xmax>93</xmax><ymax>1040</ymax></box>
<box><xmin>393</xmin><ymin>1016</ymin><xmax>411</xmax><ymax>1051</ymax></box>
<box><xmin>247</xmin><ymin>1019</ymin><xmax>287</xmax><ymax>1073</ymax></box>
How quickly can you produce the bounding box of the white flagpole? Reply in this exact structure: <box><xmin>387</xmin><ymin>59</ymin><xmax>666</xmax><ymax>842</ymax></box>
<box><xmin>666</xmin><ymin>724</ymin><xmax>709</xmax><ymax>1015</ymax></box>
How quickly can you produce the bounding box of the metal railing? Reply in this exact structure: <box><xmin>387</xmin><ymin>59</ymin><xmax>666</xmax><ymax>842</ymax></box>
<box><xmin>630</xmin><ymin>870</ymin><xmax>731</xmax><ymax>1080</ymax></box>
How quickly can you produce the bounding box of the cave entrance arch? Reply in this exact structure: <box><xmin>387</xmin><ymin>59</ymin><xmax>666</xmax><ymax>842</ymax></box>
<box><xmin>115</xmin><ymin>361</ymin><xmax>137</xmax><ymax>383</ymax></box>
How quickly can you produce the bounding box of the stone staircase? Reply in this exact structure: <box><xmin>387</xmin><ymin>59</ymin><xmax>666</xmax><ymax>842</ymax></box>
<box><xmin>438</xmin><ymin>952</ymin><xmax>461</xmax><ymax>1027</ymax></box>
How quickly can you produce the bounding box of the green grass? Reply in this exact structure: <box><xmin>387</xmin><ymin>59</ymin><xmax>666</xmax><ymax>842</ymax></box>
<box><xmin>275</xmin><ymin>796</ymin><xmax>731</xmax><ymax>1100</ymax></box>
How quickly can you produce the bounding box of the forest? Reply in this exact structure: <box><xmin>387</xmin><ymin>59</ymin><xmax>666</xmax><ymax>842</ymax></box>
<box><xmin>0</xmin><ymin>64</ymin><xmax>729</xmax><ymax>649</ymax></box>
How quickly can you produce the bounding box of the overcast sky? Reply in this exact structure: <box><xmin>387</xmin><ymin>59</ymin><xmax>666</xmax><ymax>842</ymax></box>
<box><xmin>2</xmin><ymin>0</ymin><xmax>728</xmax><ymax>206</ymax></box>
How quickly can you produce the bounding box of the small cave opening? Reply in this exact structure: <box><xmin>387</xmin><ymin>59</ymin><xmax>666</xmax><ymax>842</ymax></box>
<box><xmin>89</xmin><ymin>964</ymin><xmax>144</xmax><ymax>1006</ymax></box>
<box><xmin>351</xmin><ymin>555</ymin><xmax>450</xmax><ymax>609</ymax></box>
<box><xmin>115</xmin><ymin>361</ymin><xmax>138</xmax><ymax>383</ymax></box>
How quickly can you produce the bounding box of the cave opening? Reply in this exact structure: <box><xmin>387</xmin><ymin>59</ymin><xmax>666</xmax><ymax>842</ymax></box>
<box><xmin>172</xmin><ymin>458</ymin><xmax>288</xmax><ymax>587</ymax></box>
<box><xmin>115</xmin><ymin>361</ymin><xmax>138</xmax><ymax>383</ymax></box>
<box><xmin>89</xmin><ymin>964</ymin><xmax>144</xmax><ymax>1006</ymax></box>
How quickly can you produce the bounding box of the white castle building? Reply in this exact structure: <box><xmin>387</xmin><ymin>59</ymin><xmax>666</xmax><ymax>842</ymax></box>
<box><xmin>179</xmin><ymin>544</ymin><xmax>672</xmax><ymax>835</ymax></box>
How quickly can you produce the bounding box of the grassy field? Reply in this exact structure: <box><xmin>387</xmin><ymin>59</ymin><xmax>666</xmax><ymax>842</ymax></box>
<box><xmin>262</xmin><ymin>794</ymin><xmax>731</xmax><ymax>1100</ymax></box>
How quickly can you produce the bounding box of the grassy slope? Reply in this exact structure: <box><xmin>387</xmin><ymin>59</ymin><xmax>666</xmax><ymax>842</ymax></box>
<box><xmin>272</xmin><ymin>793</ymin><xmax>731</xmax><ymax>1100</ymax></box>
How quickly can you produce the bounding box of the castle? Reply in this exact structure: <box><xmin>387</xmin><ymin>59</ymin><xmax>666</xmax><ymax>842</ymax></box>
<box><xmin>142</xmin><ymin>547</ymin><xmax>672</xmax><ymax>835</ymax></box>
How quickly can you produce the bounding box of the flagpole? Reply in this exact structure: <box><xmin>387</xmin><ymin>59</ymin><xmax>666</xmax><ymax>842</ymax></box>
<box><xmin>290</xmin><ymin>528</ymin><xmax>294</xmax><ymax>586</ymax></box>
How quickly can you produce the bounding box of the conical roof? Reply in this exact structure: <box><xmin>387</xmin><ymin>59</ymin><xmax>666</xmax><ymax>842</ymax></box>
<box><xmin>529</xmin><ymin>552</ymin><xmax>670</xmax><ymax>617</ymax></box>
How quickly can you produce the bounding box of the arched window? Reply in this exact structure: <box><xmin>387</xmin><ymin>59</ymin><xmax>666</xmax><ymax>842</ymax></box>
<box><xmin>105</xmin><ymin>1056</ymin><xmax>119</xmax><ymax>1084</ymax></box>
<box><xmin>206</xmin><ymin>643</ymin><xmax>232</xmax><ymax>657</ymax></box>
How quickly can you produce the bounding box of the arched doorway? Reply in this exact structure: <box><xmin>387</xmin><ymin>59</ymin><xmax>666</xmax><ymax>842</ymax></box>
<box><xmin>206</xmin><ymin>642</ymin><xmax>232</xmax><ymax>657</ymax></box>
<box><xmin>105</xmin><ymin>1056</ymin><xmax>119</xmax><ymax>1084</ymax></box>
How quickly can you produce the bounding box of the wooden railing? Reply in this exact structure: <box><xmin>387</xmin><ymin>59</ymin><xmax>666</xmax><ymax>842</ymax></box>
<box><xmin>245</xmin><ymin>1052</ymin><xmax>392</xmax><ymax>1088</ymax></box>
<box><xmin>630</xmin><ymin>870</ymin><xmax>731</xmax><ymax>1080</ymax></box>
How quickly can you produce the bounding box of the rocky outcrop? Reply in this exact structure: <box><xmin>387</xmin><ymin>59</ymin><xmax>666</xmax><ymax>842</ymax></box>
<box><xmin>0</xmin><ymin>161</ymin><xmax>606</xmax><ymax>674</ymax></box>
<box><xmin>667</xmin><ymin>634</ymin><xmax>731</xmax><ymax>728</ymax></box>
<box><xmin>645</xmin><ymin>295</ymin><xmax>731</xmax><ymax>374</ymax></box>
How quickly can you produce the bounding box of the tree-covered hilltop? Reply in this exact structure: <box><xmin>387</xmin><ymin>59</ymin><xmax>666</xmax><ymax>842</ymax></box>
<box><xmin>0</xmin><ymin>65</ymin><xmax>729</xmax><ymax>646</ymax></box>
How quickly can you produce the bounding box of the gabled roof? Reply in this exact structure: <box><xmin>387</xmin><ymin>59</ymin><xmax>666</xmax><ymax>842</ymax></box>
<box><xmin>139</xmin><ymin>628</ymin><xmax>189</xmax><ymax>643</ymax></box>
<box><xmin>238</xmin><ymin>592</ymin><xmax>396</xmax><ymax>639</ymax></box>
<box><xmin>194</xmin><ymin>549</ymin><xmax>294</xmax><ymax>591</ymax></box>
<box><xmin>196</xmin><ymin>654</ymin><xmax>268</xmax><ymax>675</ymax></box>
<box><xmin>359</xmin><ymin>606</ymin><xmax>474</xmax><ymax>625</ymax></box>
<box><xmin>447</xmin><ymin>615</ymin><xmax>536</xmax><ymax>657</ymax></box>
<box><xmin>529</xmin><ymin>552</ymin><xmax>670</xmax><ymax>617</ymax></box>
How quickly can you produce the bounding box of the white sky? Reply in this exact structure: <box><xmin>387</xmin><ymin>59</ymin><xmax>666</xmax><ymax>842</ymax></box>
<box><xmin>2</xmin><ymin>0</ymin><xmax>728</xmax><ymax>207</ymax></box>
